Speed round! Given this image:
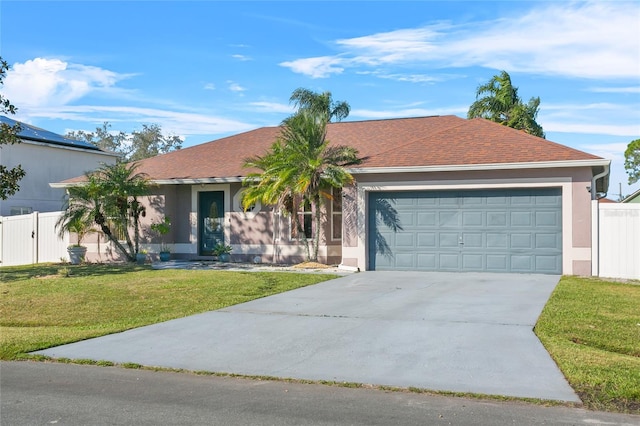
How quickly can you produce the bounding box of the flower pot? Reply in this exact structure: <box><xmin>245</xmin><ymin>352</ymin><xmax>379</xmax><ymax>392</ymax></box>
<box><xmin>67</xmin><ymin>246</ymin><xmax>87</xmax><ymax>265</ymax></box>
<box><xmin>159</xmin><ymin>252</ymin><xmax>171</xmax><ymax>262</ymax></box>
<box><xmin>219</xmin><ymin>253</ymin><xmax>230</xmax><ymax>263</ymax></box>
<box><xmin>136</xmin><ymin>253</ymin><xmax>147</xmax><ymax>265</ymax></box>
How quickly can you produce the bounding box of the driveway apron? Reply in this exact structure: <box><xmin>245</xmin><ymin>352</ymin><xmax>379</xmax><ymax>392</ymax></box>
<box><xmin>34</xmin><ymin>271</ymin><xmax>579</xmax><ymax>402</ymax></box>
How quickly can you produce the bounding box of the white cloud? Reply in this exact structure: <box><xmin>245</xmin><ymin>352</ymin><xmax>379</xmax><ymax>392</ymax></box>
<box><xmin>1</xmin><ymin>58</ymin><xmax>134</xmax><ymax>107</ymax></box>
<box><xmin>28</xmin><ymin>105</ymin><xmax>256</xmax><ymax>138</ymax></box>
<box><xmin>376</xmin><ymin>73</ymin><xmax>443</xmax><ymax>84</ymax></box>
<box><xmin>281</xmin><ymin>2</ymin><xmax>639</xmax><ymax>80</ymax></box>
<box><xmin>231</xmin><ymin>54</ymin><xmax>252</xmax><ymax>61</ymax></box>
<box><xmin>540</xmin><ymin>102</ymin><xmax>640</xmax><ymax>136</ymax></box>
<box><xmin>280</xmin><ymin>56</ymin><xmax>345</xmax><ymax>79</ymax></box>
<box><xmin>351</xmin><ymin>106</ymin><xmax>467</xmax><ymax>119</ymax></box>
<box><xmin>203</xmin><ymin>83</ymin><xmax>216</xmax><ymax>90</ymax></box>
<box><xmin>588</xmin><ymin>86</ymin><xmax>640</xmax><ymax>94</ymax></box>
<box><xmin>543</xmin><ymin>121</ymin><xmax>640</xmax><ymax>137</ymax></box>
<box><xmin>248</xmin><ymin>101</ymin><xmax>295</xmax><ymax>114</ymax></box>
<box><xmin>227</xmin><ymin>81</ymin><xmax>247</xmax><ymax>92</ymax></box>
<box><xmin>582</xmin><ymin>142</ymin><xmax>629</xmax><ymax>162</ymax></box>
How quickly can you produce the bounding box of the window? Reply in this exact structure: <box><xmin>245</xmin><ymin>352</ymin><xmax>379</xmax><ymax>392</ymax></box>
<box><xmin>295</xmin><ymin>199</ymin><xmax>313</xmax><ymax>240</ymax></box>
<box><xmin>331</xmin><ymin>187</ymin><xmax>342</xmax><ymax>240</ymax></box>
<box><xmin>10</xmin><ymin>206</ymin><xmax>32</xmax><ymax>216</ymax></box>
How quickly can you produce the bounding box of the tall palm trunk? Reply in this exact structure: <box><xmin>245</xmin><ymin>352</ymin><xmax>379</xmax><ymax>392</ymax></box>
<box><xmin>312</xmin><ymin>194</ymin><xmax>321</xmax><ymax>262</ymax></box>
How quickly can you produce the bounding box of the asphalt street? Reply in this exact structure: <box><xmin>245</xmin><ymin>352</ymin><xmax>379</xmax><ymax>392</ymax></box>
<box><xmin>2</xmin><ymin>362</ymin><xmax>639</xmax><ymax>426</ymax></box>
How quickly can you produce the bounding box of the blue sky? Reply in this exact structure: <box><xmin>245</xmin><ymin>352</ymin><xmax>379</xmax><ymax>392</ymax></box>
<box><xmin>1</xmin><ymin>1</ymin><xmax>639</xmax><ymax>198</ymax></box>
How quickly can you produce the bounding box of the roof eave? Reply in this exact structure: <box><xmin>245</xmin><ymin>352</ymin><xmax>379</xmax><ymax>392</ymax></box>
<box><xmin>348</xmin><ymin>159</ymin><xmax>611</xmax><ymax>175</ymax></box>
<box><xmin>50</xmin><ymin>176</ymin><xmax>246</xmax><ymax>189</ymax></box>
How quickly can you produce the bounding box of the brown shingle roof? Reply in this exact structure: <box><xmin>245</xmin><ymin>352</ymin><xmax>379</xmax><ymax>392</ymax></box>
<box><xmin>104</xmin><ymin>116</ymin><xmax>606</xmax><ymax>182</ymax></box>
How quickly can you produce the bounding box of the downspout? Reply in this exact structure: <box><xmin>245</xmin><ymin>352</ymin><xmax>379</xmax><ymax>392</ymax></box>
<box><xmin>591</xmin><ymin>164</ymin><xmax>609</xmax><ymax>200</ymax></box>
<box><xmin>591</xmin><ymin>163</ymin><xmax>610</xmax><ymax>277</ymax></box>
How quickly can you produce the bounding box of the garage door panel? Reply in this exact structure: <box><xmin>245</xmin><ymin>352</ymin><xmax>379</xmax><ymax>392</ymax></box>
<box><xmin>487</xmin><ymin>233</ymin><xmax>508</xmax><ymax>248</ymax></box>
<box><xmin>486</xmin><ymin>255</ymin><xmax>508</xmax><ymax>271</ymax></box>
<box><xmin>535</xmin><ymin>211</ymin><xmax>559</xmax><ymax>227</ymax></box>
<box><xmin>417</xmin><ymin>212</ymin><xmax>436</xmax><ymax>226</ymax></box>
<box><xmin>439</xmin><ymin>253</ymin><xmax>460</xmax><ymax>269</ymax></box>
<box><xmin>396</xmin><ymin>233</ymin><xmax>415</xmax><ymax>247</ymax></box>
<box><xmin>462</xmin><ymin>233</ymin><xmax>483</xmax><ymax>248</ymax></box>
<box><xmin>439</xmin><ymin>211</ymin><xmax>460</xmax><ymax>226</ymax></box>
<box><xmin>439</xmin><ymin>232</ymin><xmax>459</xmax><ymax>247</ymax></box>
<box><xmin>417</xmin><ymin>233</ymin><xmax>436</xmax><ymax>247</ymax></box>
<box><xmin>511</xmin><ymin>234</ymin><xmax>533</xmax><ymax>249</ymax></box>
<box><xmin>369</xmin><ymin>188</ymin><xmax>562</xmax><ymax>274</ymax></box>
<box><xmin>462</xmin><ymin>254</ymin><xmax>483</xmax><ymax>270</ymax></box>
<box><xmin>398</xmin><ymin>212</ymin><xmax>415</xmax><ymax>226</ymax></box>
<box><xmin>536</xmin><ymin>233</ymin><xmax>559</xmax><ymax>249</ymax></box>
<box><xmin>486</xmin><ymin>195</ymin><xmax>508</xmax><ymax>205</ymax></box>
<box><xmin>536</xmin><ymin>255</ymin><xmax>560</xmax><ymax>272</ymax></box>
<box><xmin>487</xmin><ymin>212</ymin><xmax>507</xmax><ymax>226</ymax></box>
<box><xmin>417</xmin><ymin>253</ymin><xmax>436</xmax><ymax>269</ymax></box>
<box><xmin>395</xmin><ymin>253</ymin><xmax>415</xmax><ymax>268</ymax></box>
<box><xmin>462</xmin><ymin>211</ymin><xmax>483</xmax><ymax>226</ymax></box>
<box><xmin>511</xmin><ymin>211</ymin><xmax>532</xmax><ymax>226</ymax></box>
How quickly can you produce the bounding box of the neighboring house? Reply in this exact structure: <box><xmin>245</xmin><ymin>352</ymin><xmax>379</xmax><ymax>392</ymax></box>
<box><xmin>57</xmin><ymin>116</ymin><xmax>610</xmax><ymax>275</ymax></box>
<box><xmin>621</xmin><ymin>188</ymin><xmax>640</xmax><ymax>203</ymax></box>
<box><xmin>0</xmin><ymin>116</ymin><xmax>119</xmax><ymax>216</ymax></box>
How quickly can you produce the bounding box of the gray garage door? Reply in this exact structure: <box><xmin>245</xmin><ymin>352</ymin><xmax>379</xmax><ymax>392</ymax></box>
<box><xmin>369</xmin><ymin>188</ymin><xmax>562</xmax><ymax>274</ymax></box>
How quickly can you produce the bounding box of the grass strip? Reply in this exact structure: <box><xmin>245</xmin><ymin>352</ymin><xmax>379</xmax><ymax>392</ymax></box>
<box><xmin>535</xmin><ymin>276</ymin><xmax>640</xmax><ymax>413</ymax></box>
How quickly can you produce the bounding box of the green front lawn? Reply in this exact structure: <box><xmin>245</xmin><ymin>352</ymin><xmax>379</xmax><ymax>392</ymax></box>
<box><xmin>535</xmin><ymin>276</ymin><xmax>640</xmax><ymax>413</ymax></box>
<box><xmin>0</xmin><ymin>263</ymin><xmax>337</xmax><ymax>360</ymax></box>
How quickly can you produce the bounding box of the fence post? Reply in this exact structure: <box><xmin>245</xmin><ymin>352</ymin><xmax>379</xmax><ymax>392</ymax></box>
<box><xmin>591</xmin><ymin>200</ymin><xmax>599</xmax><ymax>277</ymax></box>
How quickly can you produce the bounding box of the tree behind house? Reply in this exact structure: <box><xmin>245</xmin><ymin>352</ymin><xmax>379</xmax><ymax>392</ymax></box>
<box><xmin>66</xmin><ymin>122</ymin><xmax>182</xmax><ymax>161</ymax></box>
<box><xmin>468</xmin><ymin>70</ymin><xmax>545</xmax><ymax>138</ymax></box>
<box><xmin>0</xmin><ymin>56</ymin><xmax>25</xmax><ymax>200</ymax></box>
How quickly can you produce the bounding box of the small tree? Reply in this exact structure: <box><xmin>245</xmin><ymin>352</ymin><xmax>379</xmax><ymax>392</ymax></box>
<box><xmin>243</xmin><ymin>103</ymin><xmax>362</xmax><ymax>262</ymax></box>
<box><xmin>57</xmin><ymin>162</ymin><xmax>151</xmax><ymax>262</ymax></box>
<box><xmin>624</xmin><ymin>139</ymin><xmax>640</xmax><ymax>185</ymax></box>
<box><xmin>150</xmin><ymin>216</ymin><xmax>171</xmax><ymax>253</ymax></box>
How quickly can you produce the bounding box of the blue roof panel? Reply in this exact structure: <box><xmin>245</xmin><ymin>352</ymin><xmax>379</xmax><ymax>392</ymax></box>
<box><xmin>0</xmin><ymin>116</ymin><xmax>101</xmax><ymax>151</ymax></box>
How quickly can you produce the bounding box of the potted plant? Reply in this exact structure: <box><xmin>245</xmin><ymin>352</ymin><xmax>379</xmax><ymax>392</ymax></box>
<box><xmin>150</xmin><ymin>216</ymin><xmax>171</xmax><ymax>261</ymax></box>
<box><xmin>136</xmin><ymin>249</ymin><xmax>148</xmax><ymax>265</ymax></box>
<box><xmin>59</xmin><ymin>217</ymin><xmax>94</xmax><ymax>265</ymax></box>
<box><xmin>212</xmin><ymin>242</ymin><xmax>233</xmax><ymax>262</ymax></box>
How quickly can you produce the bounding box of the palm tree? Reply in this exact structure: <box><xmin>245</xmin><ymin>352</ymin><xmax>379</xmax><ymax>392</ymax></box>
<box><xmin>290</xmin><ymin>88</ymin><xmax>350</xmax><ymax>122</ymax></box>
<box><xmin>56</xmin><ymin>162</ymin><xmax>151</xmax><ymax>262</ymax></box>
<box><xmin>243</xmin><ymin>110</ymin><xmax>361</xmax><ymax>262</ymax></box>
<box><xmin>468</xmin><ymin>70</ymin><xmax>545</xmax><ymax>138</ymax></box>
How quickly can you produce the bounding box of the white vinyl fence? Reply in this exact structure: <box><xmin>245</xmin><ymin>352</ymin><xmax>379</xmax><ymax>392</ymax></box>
<box><xmin>596</xmin><ymin>203</ymin><xmax>640</xmax><ymax>280</ymax></box>
<box><xmin>0</xmin><ymin>211</ymin><xmax>69</xmax><ymax>267</ymax></box>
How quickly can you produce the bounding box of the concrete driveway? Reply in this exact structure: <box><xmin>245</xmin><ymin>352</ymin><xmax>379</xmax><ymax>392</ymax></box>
<box><xmin>35</xmin><ymin>271</ymin><xmax>579</xmax><ymax>402</ymax></box>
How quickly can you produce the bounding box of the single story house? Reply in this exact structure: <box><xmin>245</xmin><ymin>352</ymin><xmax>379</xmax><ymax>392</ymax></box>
<box><xmin>0</xmin><ymin>116</ymin><xmax>119</xmax><ymax>216</ymax></box>
<box><xmin>57</xmin><ymin>115</ymin><xmax>610</xmax><ymax>275</ymax></box>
